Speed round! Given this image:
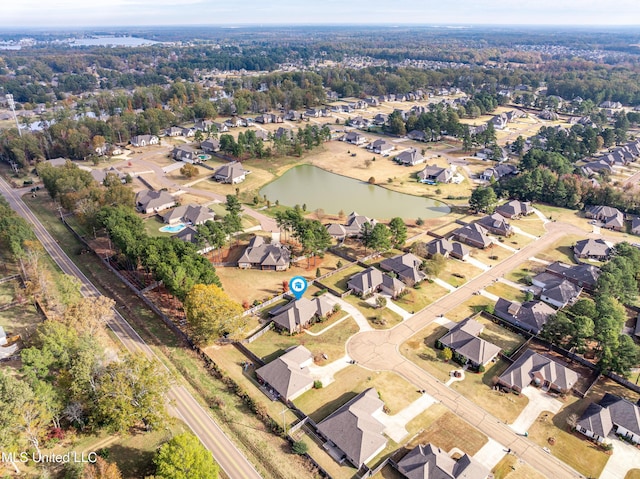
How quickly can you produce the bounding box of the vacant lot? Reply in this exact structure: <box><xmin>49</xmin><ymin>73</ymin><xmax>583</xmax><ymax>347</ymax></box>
<box><xmin>534</xmin><ymin>204</ymin><xmax>591</xmax><ymax>232</ymax></box>
<box><xmin>247</xmin><ymin>318</ymin><xmax>359</xmax><ymax>364</ymax></box>
<box><xmin>470</xmin><ymin>244</ymin><xmax>511</xmax><ymax>265</ymax></box>
<box><xmin>439</xmin><ymin>260</ymin><xmax>482</xmax><ymax>288</ymax></box>
<box><xmin>536</xmin><ymin>234</ymin><xmax>584</xmax><ymax>264</ymax></box>
<box><xmin>0</xmin><ymin>280</ymin><xmax>19</xmax><ymax>305</ymax></box>
<box><xmin>512</xmin><ymin>215</ymin><xmax>547</xmax><ymax>237</ymax></box>
<box><xmin>294</xmin><ymin>367</ymin><xmax>421</xmax><ymax>421</ymax></box>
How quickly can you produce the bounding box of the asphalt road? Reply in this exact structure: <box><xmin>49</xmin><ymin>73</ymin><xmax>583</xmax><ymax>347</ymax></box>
<box><xmin>0</xmin><ymin>176</ymin><xmax>263</xmax><ymax>479</ymax></box>
<box><xmin>348</xmin><ymin>221</ymin><xmax>621</xmax><ymax>479</ymax></box>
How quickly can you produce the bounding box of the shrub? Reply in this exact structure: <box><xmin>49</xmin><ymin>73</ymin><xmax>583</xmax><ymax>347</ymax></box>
<box><xmin>368</xmin><ymin>176</ymin><xmax>376</xmax><ymax>184</ymax></box>
<box><xmin>313</xmin><ymin>380</ymin><xmax>323</xmax><ymax>389</ymax></box>
<box><xmin>292</xmin><ymin>441</ymin><xmax>309</xmax><ymax>455</ymax></box>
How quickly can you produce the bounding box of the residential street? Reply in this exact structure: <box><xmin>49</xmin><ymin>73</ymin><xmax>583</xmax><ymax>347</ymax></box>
<box><xmin>347</xmin><ymin>220</ymin><xmax>622</xmax><ymax>479</ymax></box>
<box><xmin>0</xmin><ymin>177</ymin><xmax>263</xmax><ymax>479</ymax></box>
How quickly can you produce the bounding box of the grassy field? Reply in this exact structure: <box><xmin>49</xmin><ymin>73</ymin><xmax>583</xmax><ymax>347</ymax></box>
<box><xmin>400</xmin><ymin>324</ymin><xmax>458</xmax><ymax>382</ymax></box>
<box><xmin>343</xmin><ymin>295</ymin><xmax>404</xmax><ymax>329</ymax></box>
<box><xmin>247</xmin><ymin>318</ymin><xmax>359</xmax><ymax>364</ymax></box>
<box><xmin>505</xmin><ymin>260</ymin><xmax>546</xmax><ymax>284</ymax></box>
<box><xmin>0</xmin><ymin>280</ymin><xmax>18</xmax><ymax>305</ymax></box>
<box><xmin>626</xmin><ymin>470</ymin><xmax>640</xmax><ymax>479</ymax></box>
<box><xmin>492</xmin><ymin>454</ymin><xmax>547</xmax><ymax>479</ymax></box>
<box><xmin>470</xmin><ymin>244</ymin><xmax>512</xmax><ymax>265</ymax></box>
<box><xmin>319</xmin><ymin>264</ymin><xmax>364</xmax><ymax>292</ymax></box>
<box><xmin>450</xmin><ymin>359</ymin><xmax>529</xmax><ymax>424</ymax></box>
<box><xmin>535</xmin><ymin>205</ymin><xmax>591</xmax><ymax>232</ymax></box>
<box><xmin>445</xmin><ymin>295</ymin><xmax>491</xmax><ymax>322</ymax></box>
<box><xmin>535</xmin><ymin>234</ymin><xmax>584</xmax><ymax>264</ymax></box>
<box><xmin>143</xmin><ymin>216</ymin><xmax>175</xmax><ymax>238</ymax></box>
<box><xmin>439</xmin><ymin>260</ymin><xmax>482</xmax><ymax>288</ymax></box>
<box><xmin>476</xmin><ymin>317</ymin><xmax>527</xmax><ymax>356</ymax></box>
<box><xmin>511</xmin><ymin>215</ymin><xmax>547</xmax><ymax>237</ymax></box>
<box><xmin>393</xmin><ymin>282</ymin><xmax>449</xmax><ymax>313</ymax></box>
<box><xmin>294</xmin><ymin>367</ymin><xmax>421</xmax><ymax>421</ymax></box>
<box><xmin>485</xmin><ymin>282</ymin><xmax>527</xmax><ymax>303</ymax></box>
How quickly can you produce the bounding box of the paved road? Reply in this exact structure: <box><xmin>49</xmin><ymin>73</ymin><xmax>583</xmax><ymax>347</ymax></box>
<box><xmin>0</xmin><ymin>177</ymin><xmax>263</xmax><ymax>479</ymax></box>
<box><xmin>348</xmin><ymin>221</ymin><xmax>619</xmax><ymax>479</ymax></box>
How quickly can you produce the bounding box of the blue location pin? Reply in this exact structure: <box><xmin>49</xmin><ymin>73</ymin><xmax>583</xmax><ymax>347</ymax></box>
<box><xmin>289</xmin><ymin>276</ymin><xmax>308</xmax><ymax>300</ymax></box>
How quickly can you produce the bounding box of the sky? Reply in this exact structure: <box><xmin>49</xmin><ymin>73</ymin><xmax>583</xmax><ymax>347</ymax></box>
<box><xmin>2</xmin><ymin>0</ymin><xmax>640</xmax><ymax>28</ymax></box>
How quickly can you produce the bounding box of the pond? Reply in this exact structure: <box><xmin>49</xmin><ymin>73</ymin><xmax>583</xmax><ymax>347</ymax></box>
<box><xmin>259</xmin><ymin>165</ymin><xmax>450</xmax><ymax>220</ymax></box>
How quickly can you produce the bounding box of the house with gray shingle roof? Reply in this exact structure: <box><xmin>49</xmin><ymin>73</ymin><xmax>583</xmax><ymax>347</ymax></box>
<box><xmin>213</xmin><ymin>161</ymin><xmax>248</xmax><ymax>184</ymax></box>
<box><xmin>162</xmin><ymin>204</ymin><xmax>215</xmax><ymax>226</ymax></box>
<box><xmin>631</xmin><ymin>218</ymin><xmax>640</xmax><ymax>236</ymax></box>
<box><xmin>396</xmin><ymin>443</ymin><xmax>490</xmax><ymax>479</ymax></box>
<box><xmin>477</xmin><ymin>213</ymin><xmax>513</xmax><ymax>237</ymax></box>
<box><xmin>325</xmin><ymin>212</ymin><xmax>377</xmax><ymax>241</ymax></box>
<box><xmin>544</xmin><ymin>261</ymin><xmax>600</xmax><ymax>291</ymax></box>
<box><xmin>585</xmin><ymin>205</ymin><xmax>625</xmax><ymax>231</ymax></box>
<box><xmin>453</xmin><ymin>223</ymin><xmax>492</xmax><ymax>249</ymax></box>
<box><xmin>270</xmin><ymin>297</ymin><xmax>333</xmax><ymax>334</ymax></box>
<box><xmin>496</xmin><ymin>200</ymin><xmax>533</xmax><ymax>219</ymax></box>
<box><xmin>173</xmin><ymin>226</ymin><xmax>214</xmax><ymax>254</ymax></box>
<box><xmin>347</xmin><ymin>267</ymin><xmax>405</xmax><ymax>298</ymax></box>
<box><xmin>135</xmin><ymin>189</ymin><xmax>176</xmax><ymax>214</ymax></box>
<box><xmin>379</xmin><ymin>253</ymin><xmax>426</xmax><ymax>285</ymax></box>
<box><xmin>438</xmin><ymin>318</ymin><xmax>501</xmax><ymax>368</ymax></box>
<box><xmin>172</xmin><ymin>145</ymin><xmax>200</xmax><ymax>163</ymax></box>
<box><xmin>577</xmin><ymin>393</ymin><xmax>640</xmax><ymax>444</ymax></box>
<box><xmin>255</xmin><ymin>345</ymin><xmax>314</xmax><ymax>402</ymax></box>
<box><xmin>317</xmin><ymin>388</ymin><xmax>387</xmax><ymax>467</ymax></box>
<box><xmin>342</xmin><ymin>131</ymin><xmax>367</xmax><ymax>146</ymax></box>
<box><xmin>497</xmin><ymin>349</ymin><xmax>579</xmax><ymax>394</ymax></box>
<box><xmin>238</xmin><ymin>236</ymin><xmax>290</xmax><ymax>271</ymax></box>
<box><xmin>425</xmin><ymin>238</ymin><xmax>470</xmax><ymax>260</ymax></box>
<box><xmin>201</xmin><ymin>138</ymin><xmax>220</xmax><ymax>153</ymax></box>
<box><xmin>417</xmin><ymin>165</ymin><xmax>454</xmax><ymax>184</ymax></box>
<box><xmin>367</xmin><ymin>139</ymin><xmax>394</xmax><ymax>156</ymax></box>
<box><xmin>395</xmin><ymin>148</ymin><xmax>424</xmax><ymax>166</ymax></box>
<box><xmin>130</xmin><ymin>135</ymin><xmax>159</xmax><ymax>147</ymax></box>
<box><xmin>539</xmin><ymin>278</ymin><xmax>582</xmax><ymax>309</ymax></box>
<box><xmin>573</xmin><ymin>238</ymin><xmax>612</xmax><ymax>261</ymax></box>
<box><xmin>494</xmin><ymin>299</ymin><xmax>555</xmax><ymax>334</ymax></box>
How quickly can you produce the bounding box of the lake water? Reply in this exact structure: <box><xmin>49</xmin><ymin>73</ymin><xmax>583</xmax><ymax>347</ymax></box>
<box><xmin>70</xmin><ymin>36</ymin><xmax>159</xmax><ymax>47</ymax></box>
<box><xmin>259</xmin><ymin>165</ymin><xmax>450</xmax><ymax>220</ymax></box>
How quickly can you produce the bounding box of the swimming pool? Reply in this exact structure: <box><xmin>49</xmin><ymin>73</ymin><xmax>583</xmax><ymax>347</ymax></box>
<box><xmin>159</xmin><ymin>223</ymin><xmax>187</xmax><ymax>233</ymax></box>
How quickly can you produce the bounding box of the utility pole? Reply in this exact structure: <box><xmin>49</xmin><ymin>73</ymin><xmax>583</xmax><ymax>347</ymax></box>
<box><xmin>6</xmin><ymin>94</ymin><xmax>22</xmax><ymax>138</ymax></box>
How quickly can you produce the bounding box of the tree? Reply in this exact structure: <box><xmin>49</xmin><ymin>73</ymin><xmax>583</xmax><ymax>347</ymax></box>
<box><xmin>441</xmin><ymin>347</ymin><xmax>453</xmax><ymax>361</ymax></box>
<box><xmin>223</xmin><ymin>194</ymin><xmax>243</xmax><ymax>236</ymax></box>
<box><xmin>365</xmin><ymin>223</ymin><xmax>392</xmax><ymax>252</ymax></box>
<box><xmin>388</xmin><ymin>217</ymin><xmax>407</xmax><ymax>248</ymax></box>
<box><xmin>0</xmin><ymin>371</ymin><xmax>34</xmax><ymax>449</ymax></box>
<box><xmin>82</xmin><ymin>457</ymin><xmax>123</xmax><ymax>479</ymax></box>
<box><xmin>376</xmin><ymin>296</ymin><xmax>387</xmax><ymax>309</ymax></box>
<box><xmin>292</xmin><ymin>440</ymin><xmax>309</xmax><ymax>455</ymax></box>
<box><xmin>469</xmin><ymin>186</ymin><xmax>498</xmax><ymax>214</ymax></box>
<box><xmin>94</xmin><ymin>354</ymin><xmax>170</xmax><ymax>433</ymax></box>
<box><xmin>184</xmin><ymin>284</ymin><xmax>245</xmax><ymax>345</ymax></box>
<box><xmin>423</xmin><ymin>253</ymin><xmax>446</xmax><ymax>277</ymax></box>
<box><xmin>180</xmin><ymin>163</ymin><xmax>200</xmax><ymax>178</ymax></box>
<box><xmin>154</xmin><ymin>432</ymin><xmax>219</xmax><ymax>479</ymax></box>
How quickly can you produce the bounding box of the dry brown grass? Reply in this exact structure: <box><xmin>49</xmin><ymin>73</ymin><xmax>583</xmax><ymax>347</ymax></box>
<box><xmin>400</xmin><ymin>324</ymin><xmax>458</xmax><ymax>382</ymax></box>
<box><xmin>445</xmin><ymin>295</ymin><xmax>492</xmax><ymax>322</ymax></box>
<box><xmin>439</xmin><ymin>259</ymin><xmax>483</xmax><ymax>288</ymax></box>
<box><xmin>504</xmin><ymin>260</ymin><xmax>546</xmax><ymax>284</ymax></box>
<box><xmin>492</xmin><ymin>454</ymin><xmax>547</xmax><ymax>479</ymax></box>
<box><xmin>485</xmin><ymin>282</ymin><xmax>527</xmax><ymax>302</ymax></box>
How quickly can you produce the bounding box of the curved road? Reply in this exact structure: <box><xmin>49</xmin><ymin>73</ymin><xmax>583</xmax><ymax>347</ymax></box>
<box><xmin>348</xmin><ymin>221</ymin><xmax>620</xmax><ymax>479</ymax></box>
<box><xmin>0</xmin><ymin>177</ymin><xmax>263</xmax><ymax>479</ymax></box>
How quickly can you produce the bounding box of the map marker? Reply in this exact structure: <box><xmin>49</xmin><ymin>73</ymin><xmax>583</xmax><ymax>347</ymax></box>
<box><xmin>289</xmin><ymin>276</ymin><xmax>308</xmax><ymax>300</ymax></box>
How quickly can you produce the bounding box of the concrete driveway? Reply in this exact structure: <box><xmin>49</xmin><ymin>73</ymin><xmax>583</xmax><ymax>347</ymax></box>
<box><xmin>307</xmin><ymin>355</ymin><xmax>353</xmax><ymax>386</ymax></box>
<box><xmin>599</xmin><ymin>437</ymin><xmax>640</xmax><ymax>479</ymax></box>
<box><xmin>509</xmin><ymin>387</ymin><xmax>563</xmax><ymax>433</ymax></box>
<box><xmin>372</xmin><ymin>393</ymin><xmax>437</xmax><ymax>443</ymax></box>
<box><xmin>473</xmin><ymin>438</ymin><xmax>507</xmax><ymax>470</ymax></box>
<box><xmin>323</xmin><ymin>295</ymin><xmax>372</xmax><ymax>332</ymax></box>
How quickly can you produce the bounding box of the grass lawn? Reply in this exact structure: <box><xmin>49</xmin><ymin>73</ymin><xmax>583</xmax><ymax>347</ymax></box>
<box><xmin>0</xmin><ymin>280</ymin><xmax>18</xmax><ymax>305</ymax></box>
<box><xmin>393</xmin><ymin>282</ymin><xmax>449</xmax><ymax>313</ymax></box>
<box><xmin>535</xmin><ymin>234</ymin><xmax>584</xmax><ymax>264</ymax></box>
<box><xmin>445</xmin><ymin>296</ymin><xmax>491</xmax><ymax>322</ymax></box>
<box><xmin>247</xmin><ymin>318</ymin><xmax>359</xmax><ymax>364</ymax></box>
<box><xmin>526</xmin><ymin>397</ymin><xmax>610</xmax><ymax>479</ymax></box>
<box><xmin>293</xmin><ymin>428</ymin><xmax>357</xmax><ymax>479</ymax></box>
<box><xmin>511</xmin><ymin>216</ymin><xmax>547</xmax><ymax>237</ymax></box>
<box><xmin>485</xmin><ymin>282</ymin><xmax>527</xmax><ymax>302</ymax></box>
<box><xmin>143</xmin><ymin>216</ymin><xmax>174</xmax><ymax>238</ymax></box>
<box><xmin>320</xmin><ymin>264</ymin><xmax>364</xmax><ymax>292</ymax></box>
<box><xmin>476</xmin><ymin>317</ymin><xmax>527</xmax><ymax>356</ymax></box>
<box><xmin>439</xmin><ymin>260</ymin><xmax>482</xmax><ymax>288</ymax></box>
<box><xmin>343</xmin><ymin>295</ymin><xmax>404</xmax><ymax>329</ymax></box>
<box><xmin>400</xmin><ymin>324</ymin><xmax>458</xmax><ymax>382</ymax></box>
<box><xmin>492</xmin><ymin>454</ymin><xmax>546</xmax><ymax>479</ymax></box>
<box><xmin>535</xmin><ymin>204</ymin><xmax>591</xmax><ymax>232</ymax></box>
<box><xmin>500</xmin><ymin>233</ymin><xmax>534</xmax><ymax>250</ymax></box>
<box><xmin>0</xmin><ymin>302</ymin><xmax>44</xmax><ymax>339</ymax></box>
<box><xmin>470</xmin><ymin>244</ymin><xmax>511</xmax><ymax>265</ymax></box>
<box><xmin>505</xmin><ymin>260</ymin><xmax>545</xmax><ymax>285</ymax></box>
<box><xmin>450</xmin><ymin>359</ymin><xmax>529</xmax><ymax>424</ymax></box>
<box><xmin>306</xmin><ymin>310</ymin><xmax>349</xmax><ymax>334</ymax></box>
<box><xmin>294</xmin><ymin>367</ymin><xmax>421</xmax><ymax>422</ymax></box>
<box><xmin>406</xmin><ymin>404</ymin><xmax>488</xmax><ymax>455</ymax></box>
<box><xmin>626</xmin><ymin>470</ymin><xmax>640</xmax><ymax>479</ymax></box>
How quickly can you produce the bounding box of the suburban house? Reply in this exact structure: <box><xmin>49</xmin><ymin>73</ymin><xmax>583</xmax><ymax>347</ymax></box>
<box><xmin>379</xmin><ymin>253</ymin><xmax>426</xmax><ymax>285</ymax></box>
<box><xmin>532</xmin><ymin>274</ymin><xmax>583</xmax><ymax>309</ymax></box>
<box><xmin>135</xmin><ymin>190</ymin><xmax>176</xmax><ymax>214</ymax></box>
<box><xmin>347</xmin><ymin>267</ymin><xmax>405</xmax><ymax>298</ymax></box>
<box><xmin>367</xmin><ymin>139</ymin><xmax>395</xmax><ymax>156</ymax></box>
<box><xmin>172</xmin><ymin>145</ymin><xmax>199</xmax><ymax>163</ymax></box>
<box><xmin>632</xmin><ymin>218</ymin><xmax>640</xmax><ymax>235</ymax></box>
<box><xmin>325</xmin><ymin>212</ymin><xmax>376</xmax><ymax>241</ymax></box>
<box><xmin>452</xmin><ymin>223</ymin><xmax>492</xmax><ymax>249</ymax></box>
<box><xmin>493</xmin><ymin>298</ymin><xmax>556</xmax><ymax>334</ymax></box>
<box><xmin>417</xmin><ymin>165</ymin><xmax>454</xmax><ymax>184</ymax></box>
<box><xmin>269</xmin><ymin>296</ymin><xmax>333</xmax><ymax>334</ymax></box>
<box><xmin>573</xmin><ymin>238</ymin><xmax>612</xmax><ymax>261</ymax></box>
<box><xmin>581</xmin><ymin>160</ymin><xmax>613</xmax><ymax>177</ymax></box>
<box><xmin>130</xmin><ymin>135</ymin><xmax>159</xmax><ymax>147</ymax></box>
<box><xmin>237</xmin><ymin>236</ymin><xmax>290</xmax><ymax>271</ymax></box>
<box><xmin>162</xmin><ymin>204</ymin><xmax>215</xmax><ymax>226</ymax></box>
<box><xmin>255</xmin><ymin>345</ymin><xmax>314</xmax><ymax>402</ymax></box>
<box><xmin>342</xmin><ymin>131</ymin><xmax>367</xmax><ymax>146</ymax></box>
<box><xmin>407</xmin><ymin>130</ymin><xmax>427</xmax><ymax>142</ymax></box>
<box><xmin>316</xmin><ymin>388</ymin><xmax>387</xmax><ymax>467</ymax></box>
<box><xmin>201</xmin><ymin>138</ymin><xmax>220</xmax><ymax>153</ymax></box>
<box><xmin>165</xmin><ymin>126</ymin><xmax>184</xmax><ymax>137</ymax></box>
<box><xmin>497</xmin><ymin>349</ymin><xmax>579</xmax><ymax>394</ymax></box>
<box><xmin>173</xmin><ymin>226</ymin><xmax>214</xmax><ymax>254</ymax></box>
<box><xmin>577</xmin><ymin>393</ymin><xmax>640</xmax><ymax>444</ymax></box>
<box><xmin>274</xmin><ymin>127</ymin><xmax>294</xmax><ymax>141</ymax></box>
<box><xmin>438</xmin><ymin>318</ymin><xmax>501</xmax><ymax>368</ymax></box>
<box><xmin>90</xmin><ymin>167</ymin><xmax>127</xmax><ymax>185</ymax></box>
<box><xmin>213</xmin><ymin>161</ymin><xmax>249</xmax><ymax>184</ymax></box>
<box><xmin>425</xmin><ymin>238</ymin><xmax>470</xmax><ymax>261</ymax></box>
<box><xmin>476</xmin><ymin>213</ymin><xmax>513</xmax><ymax>237</ymax></box>
<box><xmin>585</xmin><ymin>205</ymin><xmax>625</xmax><ymax>231</ymax></box>
<box><xmin>544</xmin><ymin>261</ymin><xmax>600</xmax><ymax>291</ymax></box>
<box><xmin>194</xmin><ymin>119</ymin><xmax>214</xmax><ymax>131</ymax></box>
<box><xmin>395</xmin><ymin>148</ymin><xmax>425</xmax><ymax>166</ymax></box>
<box><xmin>395</xmin><ymin>443</ymin><xmax>490</xmax><ymax>479</ymax></box>
<box><xmin>496</xmin><ymin>200</ymin><xmax>534</xmax><ymax>219</ymax></box>
<box><xmin>212</xmin><ymin>121</ymin><xmax>228</xmax><ymax>133</ymax></box>
<box><xmin>479</xmin><ymin>164</ymin><xmax>517</xmax><ymax>181</ymax></box>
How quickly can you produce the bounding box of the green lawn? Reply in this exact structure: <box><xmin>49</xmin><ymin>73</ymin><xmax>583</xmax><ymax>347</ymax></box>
<box><xmin>143</xmin><ymin>216</ymin><xmax>174</xmax><ymax>238</ymax></box>
<box><xmin>505</xmin><ymin>260</ymin><xmax>545</xmax><ymax>285</ymax></box>
<box><xmin>306</xmin><ymin>310</ymin><xmax>349</xmax><ymax>333</ymax></box>
<box><xmin>294</xmin><ymin>367</ymin><xmax>421</xmax><ymax>421</ymax></box>
<box><xmin>343</xmin><ymin>295</ymin><xmax>404</xmax><ymax>329</ymax></box>
<box><xmin>0</xmin><ymin>280</ymin><xmax>19</xmax><ymax>305</ymax></box>
<box><xmin>394</xmin><ymin>281</ymin><xmax>449</xmax><ymax>313</ymax></box>
<box><xmin>0</xmin><ymin>302</ymin><xmax>44</xmax><ymax>339</ymax></box>
<box><xmin>536</xmin><ymin>234</ymin><xmax>584</xmax><ymax>264</ymax></box>
<box><xmin>445</xmin><ymin>296</ymin><xmax>491</xmax><ymax>322</ymax></box>
<box><xmin>439</xmin><ymin>260</ymin><xmax>482</xmax><ymax>288</ymax></box>
<box><xmin>320</xmin><ymin>264</ymin><xmax>364</xmax><ymax>292</ymax></box>
<box><xmin>247</xmin><ymin>318</ymin><xmax>359</xmax><ymax>364</ymax></box>
<box><xmin>485</xmin><ymin>282</ymin><xmax>527</xmax><ymax>302</ymax></box>
<box><xmin>511</xmin><ymin>216</ymin><xmax>547</xmax><ymax>237</ymax></box>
